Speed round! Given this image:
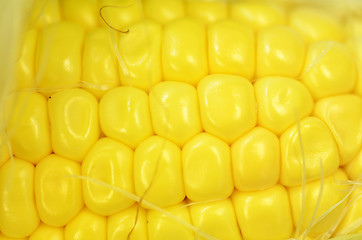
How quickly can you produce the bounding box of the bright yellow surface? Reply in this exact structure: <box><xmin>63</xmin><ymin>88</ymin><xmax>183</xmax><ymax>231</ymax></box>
<box><xmin>231</xmin><ymin>127</ymin><xmax>280</xmax><ymax>191</ymax></box>
<box><xmin>134</xmin><ymin>136</ymin><xmax>184</xmax><ymax>208</ymax></box>
<box><xmin>36</xmin><ymin>22</ymin><xmax>84</xmax><ymax>93</ymax></box>
<box><xmin>289</xmin><ymin>7</ymin><xmax>343</xmax><ymax>43</ymax></box>
<box><xmin>189</xmin><ymin>199</ymin><xmax>242</xmax><ymax>240</ymax></box>
<box><xmin>182</xmin><ymin>133</ymin><xmax>233</xmax><ymax>202</ymax></box>
<box><xmin>61</xmin><ymin>0</ymin><xmax>98</xmax><ymax>30</ymax></box>
<box><xmin>346</xmin><ymin>37</ymin><xmax>362</xmax><ymax>97</ymax></box>
<box><xmin>288</xmin><ymin>169</ymin><xmax>350</xmax><ymax>237</ymax></box>
<box><xmin>208</xmin><ymin>19</ymin><xmax>255</xmax><ymax>79</ymax></box>
<box><xmin>118</xmin><ymin>20</ymin><xmax>162</xmax><ymax>92</ymax></box>
<box><xmin>301</xmin><ymin>41</ymin><xmax>356</xmax><ymax>99</ymax></box>
<box><xmin>280</xmin><ymin>117</ymin><xmax>340</xmax><ymax>186</ymax></box>
<box><xmin>344</xmin><ymin>149</ymin><xmax>362</xmax><ymax>180</ymax></box>
<box><xmin>0</xmin><ymin>159</ymin><xmax>39</xmax><ymax>238</ymax></box>
<box><xmin>186</xmin><ymin>0</ymin><xmax>228</xmax><ymax>24</ymax></box>
<box><xmin>29</xmin><ymin>223</ymin><xmax>64</xmax><ymax>240</ymax></box>
<box><xmin>148</xmin><ymin>203</ymin><xmax>194</xmax><ymax>240</ymax></box>
<box><xmin>143</xmin><ymin>0</ymin><xmax>185</xmax><ymax>25</ymax></box>
<box><xmin>83</xmin><ymin>28</ymin><xmax>119</xmax><ymax>99</ymax></box>
<box><xmin>162</xmin><ymin>18</ymin><xmax>208</xmax><ymax>85</ymax></box>
<box><xmin>98</xmin><ymin>0</ymin><xmax>142</xmax><ymax>31</ymax></box>
<box><xmin>65</xmin><ymin>208</ymin><xmax>106</xmax><ymax>240</ymax></box>
<box><xmin>149</xmin><ymin>81</ymin><xmax>202</xmax><ymax>147</ymax></box>
<box><xmin>0</xmin><ymin>134</ymin><xmax>9</xmax><ymax>167</ymax></box>
<box><xmin>314</xmin><ymin>94</ymin><xmax>362</xmax><ymax>165</ymax></box>
<box><xmin>48</xmin><ymin>88</ymin><xmax>100</xmax><ymax>162</ymax></box>
<box><xmin>6</xmin><ymin>92</ymin><xmax>51</xmax><ymax>164</ymax></box>
<box><xmin>256</xmin><ymin>25</ymin><xmax>305</xmax><ymax>78</ymax></box>
<box><xmin>254</xmin><ymin>76</ymin><xmax>314</xmax><ymax>135</ymax></box>
<box><xmin>232</xmin><ymin>184</ymin><xmax>293</xmax><ymax>240</ymax></box>
<box><xmin>15</xmin><ymin>28</ymin><xmax>37</xmax><ymax>90</ymax></box>
<box><xmin>230</xmin><ymin>1</ymin><xmax>286</xmax><ymax>31</ymax></box>
<box><xmin>82</xmin><ymin>137</ymin><xmax>134</xmax><ymax>215</ymax></box>
<box><xmin>107</xmin><ymin>205</ymin><xmax>147</xmax><ymax>240</ymax></box>
<box><xmin>99</xmin><ymin>86</ymin><xmax>153</xmax><ymax>149</ymax></box>
<box><xmin>198</xmin><ymin>74</ymin><xmax>256</xmax><ymax>143</ymax></box>
<box><xmin>32</xmin><ymin>0</ymin><xmax>61</xmax><ymax>28</ymax></box>
<box><xmin>35</xmin><ymin>154</ymin><xmax>83</xmax><ymax>226</ymax></box>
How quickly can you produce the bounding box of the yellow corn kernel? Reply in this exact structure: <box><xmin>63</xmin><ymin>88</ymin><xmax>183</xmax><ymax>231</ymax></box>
<box><xmin>15</xmin><ymin>28</ymin><xmax>37</xmax><ymax>90</ymax></box>
<box><xmin>65</xmin><ymin>208</ymin><xmax>106</xmax><ymax>240</ymax></box>
<box><xmin>280</xmin><ymin>117</ymin><xmax>340</xmax><ymax>187</ymax></box>
<box><xmin>208</xmin><ymin>19</ymin><xmax>255</xmax><ymax>79</ymax></box>
<box><xmin>0</xmin><ymin>234</ymin><xmax>26</xmax><ymax>240</ymax></box>
<box><xmin>301</xmin><ymin>41</ymin><xmax>357</xmax><ymax>99</ymax></box>
<box><xmin>334</xmin><ymin>188</ymin><xmax>362</xmax><ymax>235</ymax></box>
<box><xmin>99</xmin><ymin>86</ymin><xmax>153</xmax><ymax>149</ymax></box>
<box><xmin>232</xmin><ymin>184</ymin><xmax>293</xmax><ymax>240</ymax></box>
<box><xmin>82</xmin><ymin>137</ymin><xmax>134</xmax><ymax>215</ymax></box>
<box><xmin>314</xmin><ymin>94</ymin><xmax>362</xmax><ymax>165</ymax></box>
<box><xmin>288</xmin><ymin>169</ymin><xmax>350</xmax><ymax>237</ymax></box>
<box><xmin>107</xmin><ymin>205</ymin><xmax>147</xmax><ymax>240</ymax></box>
<box><xmin>147</xmin><ymin>202</ymin><xmax>194</xmax><ymax>240</ymax></box>
<box><xmin>36</xmin><ymin>22</ymin><xmax>84</xmax><ymax>93</ymax></box>
<box><xmin>186</xmin><ymin>0</ymin><xmax>228</xmax><ymax>24</ymax></box>
<box><xmin>6</xmin><ymin>92</ymin><xmax>51</xmax><ymax>164</ymax></box>
<box><xmin>118</xmin><ymin>20</ymin><xmax>162</xmax><ymax>91</ymax></box>
<box><xmin>346</xmin><ymin>17</ymin><xmax>362</xmax><ymax>38</ymax></box>
<box><xmin>254</xmin><ymin>76</ymin><xmax>314</xmax><ymax>135</ymax></box>
<box><xmin>256</xmin><ymin>25</ymin><xmax>305</xmax><ymax>78</ymax></box>
<box><xmin>98</xmin><ymin>0</ymin><xmax>142</xmax><ymax>31</ymax></box>
<box><xmin>134</xmin><ymin>136</ymin><xmax>184</xmax><ymax>208</ymax></box>
<box><xmin>344</xmin><ymin>149</ymin><xmax>362</xmax><ymax>180</ymax></box>
<box><xmin>143</xmin><ymin>0</ymin><xmax>185</xmax><ymax>25</ymax></box>
<box><xmin>230</xmin><ymin>1</ymin><xmax>286</xmax><ymax>31</ymax></box>
<box><xmin>198</xmin><ymin>74</ymin><xmax>256</xmax><ymax>143</ymax></box>
<box><xmin>231</xmin><ymin>127</ymin><xmax>280</xmax><ymax>191</ymax></box>
<box><xmin>0</xmin><ymin>159</ymin><xmax>39</xmax><ymax>238</ymax></box>
<box><xmin>61</xmin><ymin>0</ymin><xmax>98</xmax><ymax>30</ymax></box>
<box><xmin>149</xmin><ymin>81</ymin><xmax>202</xmax><ymax>147</ymax></box>
<box><xmin>0</xmin><ymin>134</ymin><xmax>9</xmax><ymax>167</ymax></box>
<box><xmin>29</xmin><ymin>223</ymin><xmax>64</xmax><ymax>240</ymax></box>
<box><xmin>346</xmin><ymin>37</ymin><xmax>362</xmax><ymax>97</ymax></box>
<box><xmin>32</xmin><ymin>0</ymin><xmax>61</xmax><ymax>28</ymax></box>
<box><xmin>289</xmin><ymin>7</ymin><xmax>343</xmax><ymax>43</ymax></box>
<box><xmin>48</xmin><ymin>88</ymin><xmax>100</xmax><ymax>162</ymax></box>
<box><xmin>162</xmin><ymin>18</ymin><xmax>208</xmax><ymax>85</ymax></box>
<box><xmin>35</xmin><ymin>154</ymin><xmax>83</xmax><ymax>227</ymax></box>
<box><xmin>83</xmin><ymin>28</ymin><xmax>119</xmax><ymax>99</ymax></box>
<box><xmin>189</xmin><ymin>199</ymin><xmax>242</xmax><ymax>240</ymax></box>
<box><xmin>182</xmin><ymin>132</ymin><xmax>233</xmax><ymax>202</ymax></box>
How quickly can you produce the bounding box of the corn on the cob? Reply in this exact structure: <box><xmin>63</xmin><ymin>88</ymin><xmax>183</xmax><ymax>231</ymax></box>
<box><xmin>0</xmin><ymin>0</ymin><xmax>361</xmax><ymax>240</ymax></box>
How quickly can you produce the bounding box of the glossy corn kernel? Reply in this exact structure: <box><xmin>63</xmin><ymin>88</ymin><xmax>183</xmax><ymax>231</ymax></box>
<box><xmin>48</xmin><ymin>88</ymin><xmax>100</xmax><ymax>162</ymax></box>
<box><xmin>0</xmin><ymin>159</ymin><xmax>39</xmax><ymax>238</ymax></box>
<box><xmin>35</xmin><ymin>154</ymin><xmax>83</xmax><ymax>226</ymax></box>
<box><xmin>2</xmin><ymin>0</ymin><xmax>362</xmax><ymax>240</ymax></box>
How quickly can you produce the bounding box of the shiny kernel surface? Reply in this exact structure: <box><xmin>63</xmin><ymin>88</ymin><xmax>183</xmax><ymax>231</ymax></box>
<box><xmin>3</xmin><ymin>1</ymin><xmax>362</xmax><ymax>240</ymax></box>
<box><xmin>35</xmin><ymin>154</ymin><xmax>83</xmax><ymax>226</ymax></box>
<box><xmin>36</xmin><ymin>22</ymin><xmax>84</xmax><ymax>91</ymax></box>
<box><xmin>82</xmin><ymin>138</ymin><xmax>134</xmax><ymax>215</ymax></box>
<box><xmin>0</xmin><ymin>159</ymin><xmax>39</xmax><ymax>238</ymax></box>
<box><xmin>208</xmin><ymin>19</ymin><xmax>255</xmax><ymax>79</ymax></box>
<box><xmin>48</xmin><ymin>88</ymin><xmax>100</xmax><ymax>162</ymax></box>
<box><xmin>232</xmin><ymin>184</ymin><xmax>293</xmax><ymax>240</ymax></box>
<box><xmin>149</xmin><ymin>81</ymin><xmax>202</xmax><ymax>146</ymax></box>
<box><xmin>182</xmin><ymin>133</ymin><xmax>233</xmax><ymax>202</ymax></box>
<box><xmin>6</xmin><ymin>92</ymin><xmax>51</xmax><ymax>163</ymax></box>
<box><xmin>82</xmin><ymin>28</ymin><xmax>119</xmax><ymax>99</ymax></box>
<box><xmin>198</xmin><ymin>74</ymin><xmax>256</xmax><ymax>143</ymax></box>
<box><xmin>231</xmin><ymin>127</ymin><xmax>280</xmax><ymax>191</ymax></box>
<box><xmin>134</xmin><ymin>136</ymin><xmax>184</xmax><ymax>208</ymax></box>
<box><xmin>280</xmin><ymin>117</ymin><xmax>340</xmax><ymax>187</ymax></box>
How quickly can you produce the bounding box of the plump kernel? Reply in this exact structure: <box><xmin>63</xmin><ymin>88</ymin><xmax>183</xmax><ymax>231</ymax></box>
<box><xmin>2</xmin><ymin>1</ymin><xmax>362</xmax><ymax>240</ymax></box>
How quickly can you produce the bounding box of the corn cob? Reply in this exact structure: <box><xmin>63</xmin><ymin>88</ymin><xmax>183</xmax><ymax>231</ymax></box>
<box><xmin>0</xmin><ymin>0</ymin><xmax>361</xmax><ymax>240</ymax></box>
